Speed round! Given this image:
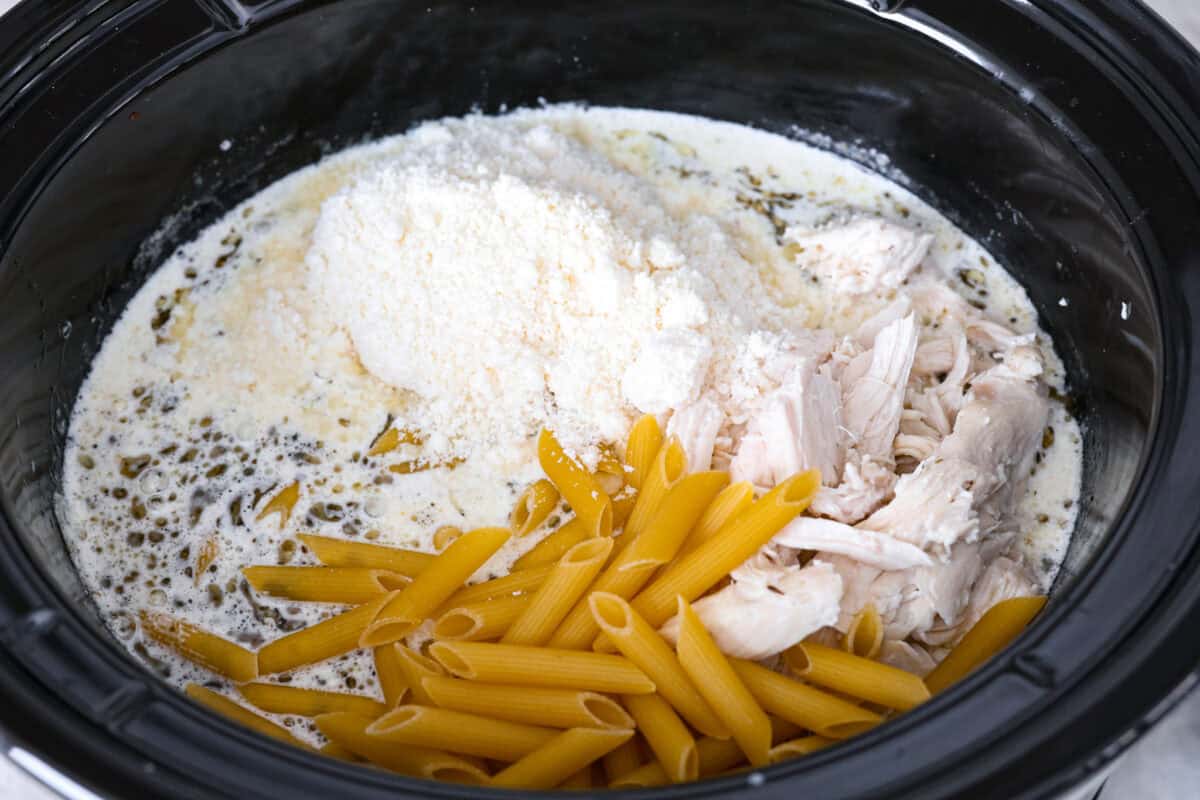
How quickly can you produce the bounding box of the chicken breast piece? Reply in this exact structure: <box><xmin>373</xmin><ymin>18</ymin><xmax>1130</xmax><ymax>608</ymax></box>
<box><xmin>787</xmin><ymin>217</ymin><xmax>934</xmax><ymax>295</ymax></box>
<box><xmin>666</xmin><ymin>396</ymin><xmax>724</xmax><ymax>473</ymax></box>
<box><xmin>774</xmin><ymin>516</ymin><xmax>933</xmax><ymax>571</ymax></box>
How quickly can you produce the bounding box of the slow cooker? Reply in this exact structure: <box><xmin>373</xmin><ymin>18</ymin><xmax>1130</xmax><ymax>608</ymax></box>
<box><xmin>1</xmin><ymin>1</ymin><xmax>1199</xmax><ymax>797</ymax></box>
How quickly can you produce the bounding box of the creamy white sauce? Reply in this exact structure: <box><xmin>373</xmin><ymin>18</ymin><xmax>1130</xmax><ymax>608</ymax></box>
<box><xmin>57</xmin><ymin>107</ymin><xmax>1082</xmax><ymax>744</ymax></box>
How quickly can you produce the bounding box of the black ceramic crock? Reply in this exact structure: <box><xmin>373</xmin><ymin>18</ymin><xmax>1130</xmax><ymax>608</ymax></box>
<box><xmin>1</xmin><ymin>1</ymin><xmax>1199</xmax><ymax>798</ymax></box>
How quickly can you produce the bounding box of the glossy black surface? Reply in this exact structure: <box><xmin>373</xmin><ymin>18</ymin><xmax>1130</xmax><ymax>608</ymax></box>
<box><xmin>0</xmin><ymin>1</ymin><xmax>1197</xmax><ymax>798</ymax></box>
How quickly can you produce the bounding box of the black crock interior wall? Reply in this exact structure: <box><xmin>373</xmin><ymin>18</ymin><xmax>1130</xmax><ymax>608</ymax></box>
<box><xmin>0</xmin><ymin>0</ymin><xmax>1174</xmax><ymax>797</ymax></box>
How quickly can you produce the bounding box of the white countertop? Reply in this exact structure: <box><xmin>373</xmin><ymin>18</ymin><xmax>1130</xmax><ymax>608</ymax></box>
<box><xmin>0</xmin><ymin>0</ymin><xmax>1196</xmax><ymax>797</ymax></box>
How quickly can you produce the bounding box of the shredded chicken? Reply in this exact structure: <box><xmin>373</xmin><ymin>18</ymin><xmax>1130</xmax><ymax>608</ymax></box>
<box><xmin>786</xmin><ymin>218</ymin><xmax>934</xmax><ymax>295</ymax></box>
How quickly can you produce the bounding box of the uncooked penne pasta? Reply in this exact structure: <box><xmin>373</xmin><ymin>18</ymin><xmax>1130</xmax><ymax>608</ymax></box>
<box><xmin>511</xmin><ymin>512</ymin><xmax>608</xmax><ymax>572</ymax></box>
<box><xmin>767</xmin><ymin>736</ymin><xmax>834</xmax><ymax>763</ymax></box>
<box><xmin>610</xmin><ymin>736</ymin><xmax>745</xmax><ymax>788</ymax></box>
<box><xmin>620</xmin><ymin>437</ymin><xmax>686</xmax><ymax>545</ymax></box>
<box><xmin>559</xmin><ymin>765</ymin><xmax>596</xmax><ymax>789</ymax></box>
<box><xmin>428</xmin><ymin>641</ymin><xmax>655</xmax><ymax>694</ymax></box>
<box><xmin>491</xmin><ymin>728</ymin><xmax>633</xmax><ymax>789</ymax></box>
<box><xmin>319</xmin><ymin>741</ymin><xmax>362</xmax><ymax>762</ymax></box>
<box><xmin>186</xmin><ymin>684</ymin><xmax>309</xmax><ymax>749</ymax></box>
<box><xmin>786</xmin><ymin>642</ymin><xmax>930</xmax><ymax>711</ymax></box>
<box><xmin>503</xmin><ymin>537</ymin><xmax>613</xmax><ymax>645</ymax></box>
<box><xmin>589</xmin><ymin>592</ymin><xmax>726</xmax><ymax>737</ymax></box>
<box><xmin>298</xmin><ymin>533</ymin><xmax>434</xmax><ymax>577</ymax></box>
<box><xmin>432</xmin><ymin>525</ymin><xmax>462</xmax><ymax>551</ymax></box>
<box><xmin>624</xmin><ymin>414</ymin><xmax>664</xmax><ymax>492</ymax></box>
<box><xmin>622</xmin><ymin>693</ymin><xmax>697</xmax><ymax>783</ymax></box>
<box><xmin>432</xmin><ymin>594</ymin><xmax>532</xmax><ymax>641</ymax></box>
<box><xmin>442</xmin><ymin>563</ymin><xmax>552</xmax><ymax>607</ymax></box>
<box><xmin>257</xmin><ymin>592</ymin><xmax>396</xmax><ymax>676</ymax></box>
<box><xmin>844</xmin><ymin>604</ymin><xmax>884</xmax><ymax>659</ymax></box>
<box><xmin>373</xmin><ymin>643</ymin><xmax>407</xmax><ymax>706</ymax></box>
<box><xmin>361</xmin><ymin>526</ymin><xmax>510</xmax><ymax>646</ymax></box>
<box><xmin>242</xmin><ymin>566</ymin><xmax>409</xmax><ymax>605</ymax></box>
<box><xmin>630</xmin><ymin>470</ymin><xmax>820</xmax><ymax>627</ymax></box>
<box><xmin>675</xmin><ymin>599</ymin><xmax>771</xmax><ymax>767</ymax></box>
<box><xmin>602</xmin><ymin>737</ymin><xmax>645</xmax><ymax>783</ymax></box>
<box><xmin>618</xmin><ymin>471</ymin><xmax>729</xmax><ymax>570</ymax></box>
<box><xmin>538</xmin><ymin>429</ymin><xmax>612</xmax><ymax>532</ymax></box>
<box><xmin>510</xmin><ymin>479</ymin><xmax>560</xmax><ymax>537</ymax></box>
<box><xmin>730</xmin><ymin>658</ymin><xmax>880</xmax><ymax>739</ymax></box>
<box><xmin>593</xmin><ymin>443</ymin><xmax>628</xmax><ymax>495</ymax></box>
<box><xmin>612</xmin><ymin>488</ymin><xmax>638</xmax><ymax>530</ymax></box>
<box><xmin>422</xmin><ymin>676</ymin><xmax>633</xmax><ymax>730</ymax></box>
<box><xmin>315</xmin><ymin>712</ymin><xmax>487</xmax><ymax>783</ymax></box>
<box><xmin>924</xmin><ymin>596</ymin><xmax>1048</xmax><ymax>694</ymax></box>
<box><xmin>392</xmin><ymin>644</ymin><xmax>445</xmax><ymax>705</ymax></box>
<box><xmin>257</xmin><ymin>481</ymin><xmax>300</xmax><ymax>528</ymax></box>
<box><xmin>140</xmin><ymin>611</ymin><xmax>257</xmax><ymax>683</ymax></box>
<box><xmin>238</xmin><ymin>682</ymin><xmax>388</xmax><ymax>718</ymax></box>
<box><xmin>680</xmin><ymin>480</ymin><xmax>755</xmax><ymax>555</ymax></box>
<box><xmin>367</xmin><ymin>704</ymin><xmax>557</xmax><ymax>761</ymax></box>
<box><xmin>366</xmin><ymin>426</ymin><xmax>423</xmax><ymax>457</ymax></box>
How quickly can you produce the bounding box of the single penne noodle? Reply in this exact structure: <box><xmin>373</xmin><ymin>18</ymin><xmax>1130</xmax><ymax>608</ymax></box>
<box><xmin>618</xmin><ymin>471</ymin><xmax>730</xmax><ymax>570</ymax></box>
<box><xmin>559</xmin><ymin>765</ymin><xmax>596</xmax><ymax>789</ymax></box>
<box><xmin>620</xmin><ymin>437</ymin><xmax>687</xmax><ymax>547</ymax></box>
<box><xmin>612</xmin><ymin>488</ymin><xmax>638</xmax><ymax>530</ymax></box>
<box><xmin>373</xmin><ymin>644</ymin><xmax>407</xmax><ymax>706</ymax></box>
<box><xmin>441</xmin><ymin>563</ymin><xmax>553</xmax><ymax>607</ymax></box>
<box><xmin>621</xmin><ymin>693</ymin><xmax>698</xmax><ymax>783</ymax></box>
<box><xmin>624</xmin><ymin>414</ymin><xmax>664</xmax><ymax>491</ymax></box>
<box><xmin>393</xmin><ymin>644</ymin><xmax>445</xmax><ymax>705</ymax></box>
<box><xmin>241</xmin><ymin>566</ymin><xmax>409</xmax><ymax>604</ymax></box>
<box><xmin>237</xmin><ymin>682</ymin><xmax>388</xmax><ymax>718</ymax></box>
<box><xmin>602</xmin><ymin>737</ymin><xmax>645</xmax><ymax>783</ymax></box>
<box><xmin>319</xmin><ymin>741</ymin><xmax>362</xmax><ymax>762</ymax></box>
<box><xmin>610</xmin><ymin>736</ymin><xmax>744</xmax><ymax>788</ymax></box>
<box><xmin>675</xmin><ymin>598</ymin><xmax>771</xmax><ymax>767</ymax></box>
<box><xmin>545</xmin><ymin>557</ymin><xmax>659</xmax><ymax>650</ymax></box>
<box><xmin>315</xmin><ymin>711</ymin><xmax>487</xmax><ymax>783</ymax></box>
<box><xmin>185</xmin><ymin>684</ymin><xmax>310</xmax><ymax>749</ymax></box>
<box><xmin>729</xmin><ymin>658</ymin><xmax>880</xmax><ymax>739</ymax></box>
<box><xmin>433</xmin><ymin>525</ymin><xmax>463</xmax><ymax>551</ymax></box>
<box><xmin>422</xmin><ymin>676</ymin><xmax>633</xmax><ymax>730</ymax></box>
<box><xmin>588</xmin><ymin>592</ymin><xmax>727</xmax><ymax>737</ymax></box>
<box><xmin>428</xmin><ymin>641</ymin><xmax>655</xmax><ymax>694</ymax></box>
<box><xmin>298</xmin><ymin>533</ymin><xmax>434</xmax><ymax>577</ymax></box>
<box><xmin>140</xmin><ymin>611</ymin><xmax>257</xmax><ymax>683</ymax></box>
<box><xmin>512</xmin><ymin>512</ymin><xmax>609</xmax><ymax>572</ymax></box>
<box><xmin>257</xmin><ymin>481</ymin><xmax>300</xmax><ymax>528</ymax></box>
<box><xmin>432</xmin><ymin>594</ymin><xmax>532</xmax><ymax>641</ymax></box>
<box><xmin>680</xmin><ymin>481</ymin><xmax>755</xmax><ymax>555</ymax></box>
<box><xmin>366</xmin><ymin>426</ymin><xmax>423</xmax><ymax>457</ymax></box>
<box><xmin>786</xmin><ymin>642</ymin><xmax>930</xmax><ymax>711</ymax></box>
<box><xmin>537</xmin><ymin>429</ymin><xmax>613</xmax><ymax>532</ymax></box>
<box><xmin>257</xmin><ymin>591</ymin><xmax>397</xmax><ymax>676</ymax></box>
<box><xmin>361</xmin><ymin>526</ymin><xmax>510</xmax><ymax>646</ymax></box>
<box><xmin>767</xmin><ymin>735</ymin><xmax>834</xmax><ymax>763</ymax></box>
<box><xmin>630</xmin><ymin>470</ymin><xmax>821</xmax><ymax>627</ymax></box>
<box><xmin>510</xmin><ymin>479</ymin><xmax>561</xmax><ymax>537</ymax></box>
<box><xmin>491</xmin><ymin>727</ymin><xmax>633</xmax><ymax>790</ymax></box>
<box><xmin>843</xmin><ymin>604</ymin><xmax>884</xmax><ymax>659</ymax></box>
<box><xmin>924</xmin><ymin>596</ymin><xmax>1048</xmax><ymax>694</ymax></box>
<box><xmin>503</xmin><ymin>537</ymin><xmax>613</xmax><ymax>645</ymax></box>
<box><xmin>367</xmin><ymin>704</ymin><xmax>557</xmax><ymax>762</ymax></box>
<box><xmin>609</xmin><ymin>761</ymin><xmax>670</xmax><ymax>789</ymax></box>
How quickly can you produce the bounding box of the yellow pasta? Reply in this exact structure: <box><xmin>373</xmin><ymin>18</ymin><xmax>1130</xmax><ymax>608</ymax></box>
<box><xmin>620</xmin><ymin>437</ymin><xmax>687</xmax><ymax>546</ymax></box>
<box><xmin>140</xmin><ymin>611</ymin><xmax>257</xmax><ymax>682</ymax></box>
<box><xmin>256</xmin><ymin>481</ymin><xmax>300</xmax><ymax>528</ymax></box>
<box><xmin>729</xmin><ymin>658</ymin><xmax>880</xmax><ymax>739</ymax></box>
<box><xmin>361</xmin><ymin>526</ymin><xmax>510</xmax><ymax>646</ymax></box>
<box><xmin>588</xmin><ymin>592</ymin><xmax>726</xmax><ymax>737</ymax></box>
<box><xmin>609</xmin><ymin>736</ymin><xmax>745</xmax><ymax>788</ymax></box>
<box><xmin>428</xmin><ymin>641</ymin><xmax>655</xmax><ymax>694</ymax></box>
<box><xmin>373</xmin><ymin>644</ymin><xmax>407</xmax><ymax>706</ymax></box>
<box><xmin>602</xmin><ymin>737</ymin><xmax>645</xmax><ymax>783</ymax></box>
<box><xmin>510</xmin><ymin>479</ymin><xmax>561</xmax><ymax>537</ymax></box>
<box><xmin>924</xmin><ymin>596</ymin><xmax>1048</xmax><ymax>694</ymax></box>
<box><xmin>844</xmin><ymin>604</ymin><xmax>884</xmax><ymax>659</ymax></box>
<box><xmin>503</xmin><ymin>537</ymin><xmax>613</xmax><ymax>645</ymax></box>
<box><xmin>624</xmin><ymin>414</ymin><xmax>663</xmax><ymax>491</ymax></box>
<box><xmin>630</xmin><ymin>470</ymin><xmax>820</xmax><ymax>627</ymax></box>
<box><xmin>388</xmin><ymin>455</ymin><xmax>464</xmax><ymax>475</ymax></box>
<box><xmin>318</xmin><ymin>741</ymin><xmax>362</xmax><ymax>762</ymax></box>
<box><xmin>786</xmin><ymin>642</ymin><xmax>930</xmax><ymax>711</ymax></box>
<box><xmin>315</xmin><ymin>712</ymin><xmax>487</xmax><ymax>783</ymax></box>
<box><xmin>618</xmin><ymin>470</ymin><xmax>730</xmax><ymax>570</ymax></box>
<box><xmin>392</xmin><ymin>644</ymin><xmax>445</xmax><ymax>705</ymax></box>
<box><xmin>537</xmin><ymin>429</ymin><xmax>613</xmax><ymax>532</ymax></box>
<box><xmin>242</xmin><ymin>566</ymin><xmax>409</xmax><ymax>605</ymax></box>
<box><xmin>298</xmin><ymin>533</ymin><xmax>433</xmax><ymax>577</ymax></box>
<box><xmin>432</xmin><ymin>594</ymin><xmax>532</xmax><ymax>641</ymax></box>
<box><xmin>593</xmin><ymin>443</ymin><xmax>628</xmax><ymax>495</ymax></box>
<box><xmin>767</xmin><ymin>736</ymin><xmax>834</xmax><ymax>763</ymax></box>
<box><xmin>675</xmin><ymin>598</ymin><xmax>771</xmax><ymax>767</ymax></box>
<box><xmin>367</xmin><ymin>426</ymin><xmax>423</xmax><ymax>457</ymax></box>
<box><xmin>511</xmin><ymin>511</ymin><xmax>609</xmax><ymax>572</ymax></box>
<box><xmin>441</xmin><ymin>563</ymin><xmax>553</xmax><ymax>607</ymax></box>
<box><xmin>611</xmin><ymin>488</ymin><xmax>638</xmax><ymax>530</ymax></box>
<box><xmin>422</xmin><ymin>676</ymin><xmax>633</xmax><ymax>730</ymax></box>
<box><xmin>608</xmin><ymin>761</ymin><xmax>670</xmax><ymax>789</ymax></box>
<box><xmin>680</xmin><ymin>480</ymin><xmax>755</xmax><ymax>555</ymax></box>
<box><xmin>193</xmin><ymin>534</ymin><xmax>220</xmax><ymax>586</ymax></box>
<box><xmin>559</xmin><ymin>765</ymin><xmax>596</xmax><ymax>789</ymax></box>
<box><xmin>185</xmin><ymin>685</ymin><xmax>309</xmax><ymax>749</ymax></box>
<box><xmin>257</xmin><ymin>591</ymin><xmax>396</xmax><ymax>676</ymax></box>
<box><xmin>432</xmin><ymin>525</ymin><xmax>462</xmax><ymax>551</ymax></box>
<box><xmin>367</xmin><ymin>705</ymin><xmax>557</xmax><ymax>761</ymax></box>
<box><xmin>237</xmin><ymin>682</ymin><xmax>387</xmax><ymax>718</ymax></box>
<box><xmin>622</xmin><ymin>693</ymin><xmax>697</xmax><ymax>783</ymax></box>
<box><xmin>491</xmin><ymin>727</ymin><xmax>633</xmax><ymax>789</ymax></box>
